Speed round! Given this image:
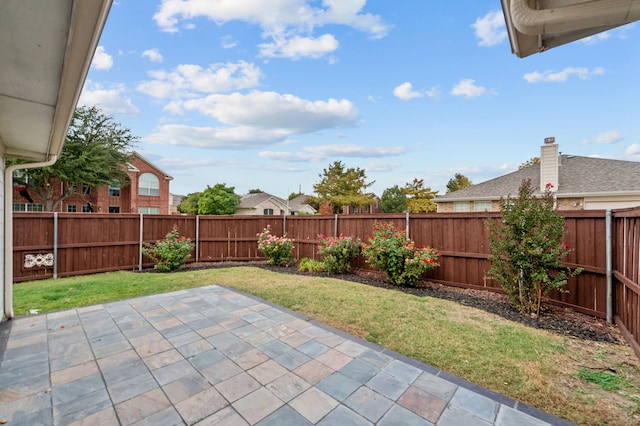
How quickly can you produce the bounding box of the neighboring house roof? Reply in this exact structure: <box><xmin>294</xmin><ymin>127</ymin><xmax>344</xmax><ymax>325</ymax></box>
<box><xmin>130</xmin><ymin>152</ymin><xmax>173</xmax><ymax>180</ymax></box>
<box><xmin>238</xmin><ymin>192</ymin><xmax>317</xmax><ymax>214</ymax></box>
<box><xmin>238</xmin><ymin>193</ymin><xmax>288</xmax><ymax>210</ymax></box>
<box><xmin>288</xmin><ymin>194</ymin><xmax>317</xmax><ymax>213</ymax></box>
<box><xmin>435</xmin><ymin>155</ymin><xmax>640</xmax><ymax>202</ymax></box>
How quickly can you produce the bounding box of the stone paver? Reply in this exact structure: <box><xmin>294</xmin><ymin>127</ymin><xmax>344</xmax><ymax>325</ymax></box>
<box><xmin>0</xmin><ymin>284</ymin><xmax>572</xmax><ymax>425</ymax></box>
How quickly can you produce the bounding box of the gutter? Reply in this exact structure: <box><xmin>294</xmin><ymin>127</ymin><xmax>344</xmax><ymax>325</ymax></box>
<box><xmin>510</xmin><ymin>0</ymin><xmax>640</xmax><ymax>35</ymax></box>
<box><xmin>4</xmin><ymin>155</ymin><xmax>58</xmax><ymax>319</ymax></box>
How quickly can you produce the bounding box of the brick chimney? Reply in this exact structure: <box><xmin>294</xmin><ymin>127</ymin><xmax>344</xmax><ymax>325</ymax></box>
<box><xmin>540</xmin><ymin>137</ymin><xmax>558</xmax><ymax>192</ymax></box>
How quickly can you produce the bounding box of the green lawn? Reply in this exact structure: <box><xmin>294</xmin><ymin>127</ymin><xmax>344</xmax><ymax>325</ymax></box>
<box><xmin>12</xmin><ymin>267</ymin><xmax>640</xmax><ymax>425</ymax></box>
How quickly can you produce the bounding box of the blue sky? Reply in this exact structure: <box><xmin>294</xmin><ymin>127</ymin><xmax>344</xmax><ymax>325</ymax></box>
<box><xmin>79</xmin><ymin>1</ymin><xmax>640</xmax><ymax>198</ymax></box>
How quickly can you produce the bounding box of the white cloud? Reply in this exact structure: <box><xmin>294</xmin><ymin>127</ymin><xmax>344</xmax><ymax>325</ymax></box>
<box><xmin>137</xmin><ymin>61</ymin><xmax>262</xmax><ymax>99</ymax></box>
<box><xmin>393</xmin><ymin>82</ymin><xmax>440</xmax><ymax>101</ymax></box>
<box><xmin>152</xmin><ymin>0</ymin><xmax>388</xmax><ymax>60</ymax></box>
<box><xmin>626</xmin><ymin>144</ymin><xmax>640</xmax><ymax>155</ymax></box>
<box><xmin>78</xmin><ymin>82</ymin><xmax>139</xmax><ymax>115</ymax></box>
<box><xmin>141</xmin><ymin>48</ymin><xmax>164</xmax><ymax>63</ymax></box>
<box><xmin>147</xmin><ymin>91</ymin><xmax>359</xmax><ymax>149</ymax></box>
<box><xmin>580</xmin><ymin>130</ymin><xmax>623</xmax><ymax>144</ymax></box>
<box><xmin>146</xmin><ymin>124</ymin><xmax>288</xmax><ymax>149</ymax></box>
<box><xmin>259</xmin><ymin>34</ymin><xmax>339</xmax><ymax>59</ymax></box>
<box><xmin>221</xmin><ymin>36</ymin><xmax>238</xmax><ymax>49</ymax></box>
<box><xmin>524</xmin><ymin>67</ymin><xmax>605</xmax><ymax>83</ymax></box>
<box><xmin>472</xmin><ymin>11</ymin><xmax>507</xmax><ymax>47</ymax></box>
<box><xmin>393</xmin><ymin>82</ymin><xmax>422</xmax><ymax>100</ymax></box>
<box><xmin>181</xmin><ymin>91</ymin><xmax>358</xmax><ymax>133</ymax></box>
<box><xmin>91</xmin><ymin>46</ymin><xmax>113</xmax><ymax>70</ymax></box>
<box><xmin>581</xmin><ymin>32</ymin><xmax>611</xmax><ymax>45</ymax></box>
<box><xmin>365</xmin><ymin>161</ymin><xmax>401</xmax><ymax>172</ymax></box>
<box><xmin>260</xmin><ymin>143</ymin><xmax>406</xmax><ymax>162</ymax></box>
<box><xmin>451</xmin><ymin>79</ymin><xmax>486</xmax><ymax>97</ymax></box>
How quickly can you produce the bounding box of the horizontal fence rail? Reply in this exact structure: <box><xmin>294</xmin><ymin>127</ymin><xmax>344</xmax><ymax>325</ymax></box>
<box><xmin>12</xmin><ymin>207</ymin><xmax>640</xmax><ymax>357</ymax></box>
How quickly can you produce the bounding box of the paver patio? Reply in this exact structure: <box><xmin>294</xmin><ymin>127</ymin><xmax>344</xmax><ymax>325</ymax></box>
<box><xmin>0</xmin><ymin>284</ymin><xmax>574</xmax><ymax>425</ymax></box>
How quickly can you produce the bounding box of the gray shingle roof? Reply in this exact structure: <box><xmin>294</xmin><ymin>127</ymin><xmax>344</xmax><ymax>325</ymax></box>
<box><xmin>238</xmin><ymin>192</ymin><xmax>287</xmax><ymax>209</ymax></box>
<box><xmin>436</xmin><ymin>155</ymin><xmax>640</xmax><ymax>201</ymax></box>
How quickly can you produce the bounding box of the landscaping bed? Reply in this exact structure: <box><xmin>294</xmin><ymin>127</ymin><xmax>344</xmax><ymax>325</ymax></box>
<box><xmin>182</xmin><ymin>261</ymin><xmax>623</xmax><ymax>345</ymax></box>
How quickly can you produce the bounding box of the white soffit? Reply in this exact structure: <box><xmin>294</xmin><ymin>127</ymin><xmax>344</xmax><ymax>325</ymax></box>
<box><xmin>0</xmin><ymin>0</ymin><xmax>113</xmax><ymax>161</ymax></box>
<box><xmin>501</xmin><ymin>0</ymin><xmax>640</xmax><ymax>58</ymax></box>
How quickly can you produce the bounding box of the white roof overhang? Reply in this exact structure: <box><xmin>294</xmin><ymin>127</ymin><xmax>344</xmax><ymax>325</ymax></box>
<box><xmin>0</xmin><ymin>0</ymin><xmax>113</xmax><ymax>161</ymax></box>
<box><xmin>501</xmin><ymin>0</ymin><xmax>640</xmax><ymax>58</ymax></box>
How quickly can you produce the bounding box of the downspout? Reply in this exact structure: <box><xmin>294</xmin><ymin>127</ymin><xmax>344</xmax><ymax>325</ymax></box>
<box><xmin>4</xmin><ymin>155</ymin><xmax>58</xmax><ymax>319</ymax></box>
<box><xmin>510</xmin><ymin>0</ymin><xmax>640</xmax><ymax>35</ymax></box>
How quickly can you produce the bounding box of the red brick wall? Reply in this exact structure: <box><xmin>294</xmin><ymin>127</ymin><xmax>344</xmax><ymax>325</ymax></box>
<box><xmin>12</xmin><ymin>153</ymin><xmax>171</xmax><ymax>214</ymax></box>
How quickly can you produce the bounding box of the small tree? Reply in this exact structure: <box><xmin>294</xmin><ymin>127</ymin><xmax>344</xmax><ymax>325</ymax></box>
<box><xmin>198</xmin><ymin>183</ymin><xmax>241</xmax><ymax>215</ymax></box>
<box><xmin>488</xmin><ymin>179</ymin><xmax>582</xmax><ymax>317</ymax></box>
<box><xmin>177</xmin><ymin>192</ymin><xmax>201</xmax><ymax>215</ymax></box>
<box><xmin>312</xmin><ymin>161</ymin><xmax>375</xmax><ymax>213</ymax></box>
<box><xmin>10</xmin><ymin>106</ymin><xmax>136</xmax><ymax>211</ymax></box>
<box><xmin>380</xmin><ymin>185</ymin><xmax>407</xmax><ymax>213</ymax></box>
<box><xmin>446</xmin><ymin>173</ymin><xmax>472</xmax><ymax>193</ymax></box>
<box><xmin>404</xmin><ymin>178</ymin><xmax>438</xmax><ymax>213</ymax></box>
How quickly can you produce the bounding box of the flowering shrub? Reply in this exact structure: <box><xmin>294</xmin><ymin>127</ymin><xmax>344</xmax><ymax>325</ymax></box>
<box><xmin>362</xmin><ymin>222</ymin><xmax>439</xmax><ymax>286</ymax></box>
<box><xmin>142</xmin><ymin>226</ymin><xmax>194</xmax><ymax>272</ymax></box>
<box><xmin>257</xmin><ymin>225</ymin><xmax>295</xmax><ymax>266</ymax></box>
<box><xmin>488</xmin><ymin>179</ymin><xmax>582</xmax><ymax>317</ymax></box>
<box><xmin>317</xmin><ymin>234</ymin><xmax>362</xmax><ymax>274</ymax></box>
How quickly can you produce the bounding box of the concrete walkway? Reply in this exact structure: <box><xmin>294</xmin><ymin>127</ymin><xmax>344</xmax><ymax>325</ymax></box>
<box><xmin>0</xmin><ymin>285</ymin><xmax>574</xmax><ymax>425</ymax></box>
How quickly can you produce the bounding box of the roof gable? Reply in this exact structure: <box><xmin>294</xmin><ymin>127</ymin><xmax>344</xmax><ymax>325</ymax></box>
<box><xmin>436</xmin><ymin>155</ymin><xmax>640</xmax><ymax>201</ymax></box>
<box><xmin>130</xmin><ymin>152</ymin><xmax>173</xmax><ymax>180</ymax></box>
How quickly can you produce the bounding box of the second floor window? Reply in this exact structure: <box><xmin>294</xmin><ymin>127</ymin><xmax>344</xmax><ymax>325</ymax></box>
<box><xmin>109</xmin><ymin>185</ymin><xmax>121</xmax><ymax>197</ymax></box>
<box><xmin>139</xmin><ymin>173</ymin><xmax>160</xmax><ymax>196</ymax></box>
<box><xmin>263</xmin><ymin>208</ymin><xmax>274</xmax><ymax>215</ymax></box>
<box><xmin>67</xmin><ymin>205</ymin><xmax>77</xmax><ymax>213</ymax></box>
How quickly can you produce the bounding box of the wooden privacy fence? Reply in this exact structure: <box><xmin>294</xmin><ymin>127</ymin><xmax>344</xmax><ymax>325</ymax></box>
<box><xmin>12</xmin><ymin>208</ymin><xmax>640</xmax><ymax>356</ymax></box>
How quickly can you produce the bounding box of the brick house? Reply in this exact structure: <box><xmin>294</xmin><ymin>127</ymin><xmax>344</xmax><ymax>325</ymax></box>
<box><xmin>13</xmin><ymin>152</ymin><xmax>173</xmax><ymax>214</ymax></box>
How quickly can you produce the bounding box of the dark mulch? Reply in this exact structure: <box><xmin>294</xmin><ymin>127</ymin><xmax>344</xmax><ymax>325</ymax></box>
<box><xmin>179</xmin><ymin>261</ymin><xmax>623</xmax><ymax>345</ymax></box>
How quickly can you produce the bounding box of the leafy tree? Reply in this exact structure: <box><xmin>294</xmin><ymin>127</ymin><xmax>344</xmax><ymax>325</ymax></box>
<box><xmin>177</xmin><ymin>192</ymin><xmax>201</xmax><ymax>215</ymax></box>
<box><xmin>519</xmin><ymin>157</ymin><xmax>540</xmax><ymax>169</ymax></box>
<box><xmin>248</xmin><ymin>188</ymin><xmax>264</xmax><ymax>194</ymax></box>
<box><xmin>312</xmin><ymin>161</ymin><xmax>375</xmax><ymax>213</ymax></box>
<box><xmin>403</xmin><ymin>178</ymin><xmax>438</xmax><ymax>213</ymax></box>
<box><xmin>446</xmin><ymin>173</ymin><xmax>472</xmax><ymax>193</ymax></box>
<box><xmin>488</xmin><ymin>179</ymin><xmax>582</xmax><ymax>317</ymax></box>
<box><xmin>11</xmin><ymin>106</ymin><xmax>136</xmax><ymax>211</ymax></box>
<box><xmin>197</xmin><ymin>183</ymin><xmax>241</xmax><ymax>215</ymax></box>
<box><xmin>380</xmin><ymin>185</ymin><xmax>407</xmax><ymax>213</ymax></box>
<box><xmin>288</xmin><ymin>191</ymin><xmax>304</xmax><ymax>200</ymax></box>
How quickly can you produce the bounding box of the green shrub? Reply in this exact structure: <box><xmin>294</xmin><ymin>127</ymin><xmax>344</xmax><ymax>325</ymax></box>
<box><xmin>362</xmin><ymin>222</ymin><xmax>439</xmax><ymax>286</ymax></box>
<box><xmin>142</xmin><ymin>227</ymin><xmax>194</xmax><ymax>272</ymax></box>
<box><xmin>298</xmin><ymin>257</ymin><xmax>325</xmax><ymax>273</ymax></box>
<box><xmin>488</xmin><ymin>179</ymin><xmax>582</xmax><ymax>317</ymax></box>
<box><xmin>317</xmin><ymin>234</ymin><xmax>362</xmax><ymax>274</ymax></box>
<box><xmin>257</xmin><ymin>225</ymin><xmax>295</xmax><ymax>266</ymax></box>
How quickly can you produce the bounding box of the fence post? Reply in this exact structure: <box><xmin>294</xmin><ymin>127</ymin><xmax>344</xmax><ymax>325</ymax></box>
<box><xmin>406</xmin><ymin>211</ymin><xmax>410</xmax><ymax>240</ymax></box>
<box><xmin>334</xmin><ymin>214</ymin><xmax>338</xmax><ymax>237</ymax></box>
<box><xmin>138</xmin><ymin>213</ymin><xmax>144</xmax><ymax>271</ymax></box>
<box><xmin>53</xmin><ymin>212</ymin><xmax>58</xmax><ymax>279</ymax></box>
<box><xmin>283</xmin><ymin>210</ymin><xmax>287</xmax><ymax>235</ymax></box>
<box><xmin>195</xmin><ymin>215</ymin><xmax>200</xmax><ymax>263</ymax></box>
<box><xmin>606</xmin><ymin>209</ymin><xmax>612</xmax><ymax>324</ymax></box>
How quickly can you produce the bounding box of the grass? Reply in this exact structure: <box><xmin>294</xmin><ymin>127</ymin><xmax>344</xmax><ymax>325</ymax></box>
<box><xmin>12</xmin><ymin>266</ymin><xmax>640</xmax><ymax>425</ymax></box>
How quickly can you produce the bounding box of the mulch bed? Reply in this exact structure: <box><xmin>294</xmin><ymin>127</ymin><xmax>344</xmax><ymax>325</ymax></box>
<box><xmin>177</xmin><ymin>261</ymin><xmax>623</xmax><ymax>345</ymax></box>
